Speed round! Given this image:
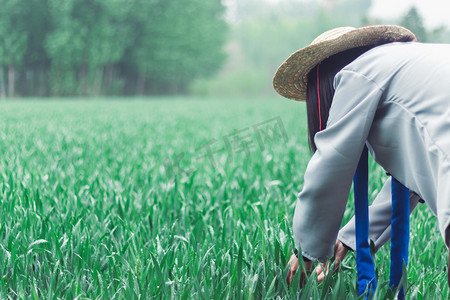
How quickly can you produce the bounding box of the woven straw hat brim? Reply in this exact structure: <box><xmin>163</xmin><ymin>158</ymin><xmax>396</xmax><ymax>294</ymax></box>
<box><xmin>273</xmin><ymin>25</ymin><xmax>416</xmax><ymax>101</ymax></box>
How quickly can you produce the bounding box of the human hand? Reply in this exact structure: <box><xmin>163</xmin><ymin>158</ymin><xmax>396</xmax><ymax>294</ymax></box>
<box><xmin>315</xmin><ymin>240</ymin><xmax>349</xmax><ymax>282</ymax></box>
<box><xmin>286</xmin><ymin>254</ymin><xmax>313</xmax><ymax>288</ymax></box>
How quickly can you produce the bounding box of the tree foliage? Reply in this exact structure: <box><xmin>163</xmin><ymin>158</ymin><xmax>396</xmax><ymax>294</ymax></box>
<box><xmin>0</xmin><ymin>0</ymin><xmax>227</xmax><ymax>97</ymax></box>
<box><xmin>400</xmin><ymin>7</ymin><xmax>427</xmax><ymax>42</ymax></box>
<box><xmin>0</xmin><ymin>0</ymin><xmax>29</xmax><ymax>97</ymax></box>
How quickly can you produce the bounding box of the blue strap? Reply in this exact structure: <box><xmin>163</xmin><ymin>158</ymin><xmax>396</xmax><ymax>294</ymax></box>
<box><xmin>353</xmin><ymin>146</ymin><xmax>410</xmax><ymax>298</ymax></box>
<box><xmin>353</xmin><ymin>146</ymin><xmax>377</xmax><ymax>296</ymax></box>
<box><xmin>390</xmin><ymin>178</ymin><xmax>409</xmax><ymax>299</ymax></box>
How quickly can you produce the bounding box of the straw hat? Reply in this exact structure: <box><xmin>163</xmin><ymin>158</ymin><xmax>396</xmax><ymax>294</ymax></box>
<box><xmin>273</xmin><ymin>25</ymin><xmax>417</xmax><ymax>101</ymax></box>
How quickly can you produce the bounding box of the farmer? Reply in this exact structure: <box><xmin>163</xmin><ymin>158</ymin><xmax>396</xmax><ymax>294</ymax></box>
<box><xmin>272</xmin><ymin>25</ymin><xmax>450</xmax><ymax>287</ymax></box>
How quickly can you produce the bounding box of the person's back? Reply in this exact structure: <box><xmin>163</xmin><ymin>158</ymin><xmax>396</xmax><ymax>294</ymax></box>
<box><xmin>331</xmin><ymin>41</ymin><xmax>450</xmax><ymax>232</ymax></box>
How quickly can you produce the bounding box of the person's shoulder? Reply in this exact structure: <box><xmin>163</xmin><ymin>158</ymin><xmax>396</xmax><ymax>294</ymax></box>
<box><xmin>334</xmin><ymin>42</ymin><xmax>450</xmax><ymax>96</ymax></box>
<box><xmin>346</xmin><ymin>42</ymin><xmax>416</xmax><ymax>69</ymax></box>
<box><xmin>347</xmin><ymin>42</ymin><xmax>450</xmax><ymax>70</ymax></box>
<box><xmin>336</xmin><ymin>42</ymin><xmax>448</xmax><ymax>87</ymax></box>
<box><xmin>365</xmin><ymin>41</ymin><xmax>449</xmax><ymax>56</ymax></box>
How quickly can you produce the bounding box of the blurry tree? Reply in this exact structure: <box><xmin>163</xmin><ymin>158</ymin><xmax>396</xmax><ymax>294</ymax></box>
<box><xmin>0</xmin><ymin>0</ymin><xmax>227</xmax><ymax>97</ymax></box>
<box><xmin>399</xmin><ymin>6</ymin><xmax>450</xmax><ymax>43</ymax></box>
<box><xmin>1</xmin><ymin>0</ymin><xmax>446</xmax><ymax>98</ymax></box>
<box><xmin>45</xmin><ymin>0</ymin><xmax>134</xmax><ymax>96</ymax></box>
<box><xmin>427</xmin><ymin>26</ymin><xmax>450</xmax><ymax>43</ymax></box>
<box><xmin>96</xmin><ymin>0</ymin><xmax>134</xmax><ymax>95</ymax></box>
<box><xmin>400</xmin><ymin>6</ymin><xmax>427</xmax><ymax>42</ymax></box>
<box><xmin>45</xmin><ymin>0</ymin><xmax>85</xmax><ymax>95</ymax></box>
<box><xmin>0</xmin><ymin>0</ymin><xmax>29</xmax><ymax>97</ymax></box>
<box><xmin>123</xmin><ymin>0</ymin><xmax>227</xmax><ymax>94</ymax></box>
<box><xmin>18</xmin><ymin>0</ymin><xmax>52</xmax><ymax>96</ymax></box>
<box><xmin>71</xmin><ymin>0</ymin><xmax>132</xmax><ymax>95</ymax></box>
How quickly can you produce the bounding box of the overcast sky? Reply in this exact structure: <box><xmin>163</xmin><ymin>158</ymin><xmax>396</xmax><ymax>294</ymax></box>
<box><xmin>370</xmin><ymin>0</ymin><xmax>450</xmax><ymax>28</ymax></box>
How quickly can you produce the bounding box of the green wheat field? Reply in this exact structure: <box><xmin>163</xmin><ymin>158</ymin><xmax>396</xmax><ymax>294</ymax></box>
<box><xmin>0</xmin><ymin>98</ymin><xmax>447</xmax><ymax>299</ymax></box>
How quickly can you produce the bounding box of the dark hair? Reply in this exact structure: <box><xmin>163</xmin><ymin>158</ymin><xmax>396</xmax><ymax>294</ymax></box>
<box><xmin>305</xmin><ymin>45</ymin><xmax>375</xmax><ymax>152</ymax></box>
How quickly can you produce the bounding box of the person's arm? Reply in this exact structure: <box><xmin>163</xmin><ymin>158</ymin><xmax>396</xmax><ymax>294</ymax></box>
<box><xmin>338</xmin><ymin>177</ymin><xmax>422</xmax><ymax>252</ymax></box>
<box><xmin>293</xmin><ymin>70</ymin><xmax>384</xmax><ymax>262</ymax></box>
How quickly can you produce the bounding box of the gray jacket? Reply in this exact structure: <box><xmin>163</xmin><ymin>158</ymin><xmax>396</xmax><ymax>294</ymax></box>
<box><xmin>294</xmin><ymin>42</ymin><xmax>450</xmax><ymax>262</ymax></box>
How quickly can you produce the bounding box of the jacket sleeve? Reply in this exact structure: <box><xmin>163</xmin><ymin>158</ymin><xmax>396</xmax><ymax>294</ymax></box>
<box><xmin>293</xmin><ymin>70</ymin><xmax>384</xmax><ymax>262</ymax></box>
<box><xmin>337</xmin><ymin>177</ymin><xmax>422</xmax><ymax>252</ymax></box>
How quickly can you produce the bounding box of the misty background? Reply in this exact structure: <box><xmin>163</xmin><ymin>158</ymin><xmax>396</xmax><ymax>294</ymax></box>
<box><xmin>0</xmin><ymin>0</ymin><xmax>449</xmax><ymax>99</ymax></box>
